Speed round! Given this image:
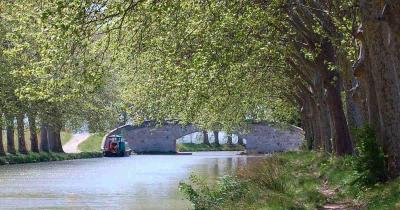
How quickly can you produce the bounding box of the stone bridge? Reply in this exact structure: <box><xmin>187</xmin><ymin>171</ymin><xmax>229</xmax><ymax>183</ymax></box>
<box><xmin>102</xmin><ymin>121</ymin><xmax>303</xmax><ymax>154</ymax></box>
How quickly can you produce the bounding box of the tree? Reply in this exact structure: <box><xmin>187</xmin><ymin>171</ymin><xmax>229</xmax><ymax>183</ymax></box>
<box><xmin>202</xmin><ymin>131</ymin><xmax>210</xmax><ymax>145</ymax></box>
<box><xmin>357</xmin><ymin>0</ymin><xmax>400</xmax><ymax>177</ymax></box>
<box><xmin>5</xmin><ymin>115</ymin><xmax>16</xmax><ymax>154</ymax></box>
<box><xmin>28</xmin><ymin>112</ymin><xmax>39</xmax><ymax>153</ymax></box>
<box><xmin>227</xmin><ymin>134</ymin><xmax>233</xmax><ymax>146</ymax></box>
<box><xmin>0</xmin><ymin>114</ymin><xmax>5</xmax><ymax>156</ymax></box>
<box><xmin>213</xmin><ymin>131</ymin><xmax>220</xmax><ymax>146</ymax></box>
<box><xmin>16</xmin><ymin>111</ymin><xmax>28</xmax><ymax>154</ymax></box>
<box><xmin>40</xmin><ymin>122</ymin><xmax>50</xmax><ymax>152</ymax></box>
<box><xmin>238</xmin><ymin>136</ymin><xmax>244</xmax><ymax>146</ymax></box>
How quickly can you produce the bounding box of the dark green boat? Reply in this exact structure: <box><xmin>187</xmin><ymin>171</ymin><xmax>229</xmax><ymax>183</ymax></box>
<box><xmin>103</xmin><ymin>135</ymin><xmax>132</xmax><ymax>157</ymax></box>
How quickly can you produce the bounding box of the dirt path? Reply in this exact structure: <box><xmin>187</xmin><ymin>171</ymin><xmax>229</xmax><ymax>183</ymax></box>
<box><xmin>320</xmin><ymin>179</ymin><xmax>355</xmax><ymax>210</ymax></box>
<box><xmin>63</xmin><ymin>133</ymin><xmax>91</xmax><ymax>153</ymax></box>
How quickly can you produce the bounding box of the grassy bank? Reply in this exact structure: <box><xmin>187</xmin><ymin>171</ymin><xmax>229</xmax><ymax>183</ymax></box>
<box><xmin>2</xmin><ymin>130</ymin><xmax>73</xmax><ymax>150</ymax></box>
<box><xmin>179</xmin><ymin>151</ymin><xmax>400</xmax><ymax>209</ymax></box>
<box><xmin>78</xmin><ymin>133</ymin><xmax>104</xmax><ymax>152</ymax></box>
<box><xmin>177</xmin><ymin>143</ymin><xmax>245</xmax><ymax>152</ymax></box>
<box><xmin>61</xmin><ymin>131</ymin><xmax>73</xmax><ymax>145</ymax></box>
<box><xmin>0</xmin><ymin>152</ymin><xmax>103</xmax><ymax>165</ymax></box>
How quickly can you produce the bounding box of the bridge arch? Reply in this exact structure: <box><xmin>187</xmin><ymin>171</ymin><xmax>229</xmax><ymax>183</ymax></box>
<box><xmin>102</xmin><ymin>121</ymin><xmax>303</xmax><ymax>154</ymax></box>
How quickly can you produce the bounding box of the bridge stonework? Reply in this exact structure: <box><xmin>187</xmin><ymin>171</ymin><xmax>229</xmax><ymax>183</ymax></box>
<box><xmin>103</xmin><ymin>121</ymin><xmax>303</xmax><ymax>154</ymax></box>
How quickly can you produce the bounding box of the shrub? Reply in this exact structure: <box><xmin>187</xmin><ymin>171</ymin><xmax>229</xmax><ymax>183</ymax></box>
<box><xmin>352</xmin><ymin>125</ymin><xmax>387</xmax><ymax>185</ymax></box>
<box><xmin>179</xmin><ymin>174</ymin><xmax>247</xmax><ymax>210</ymax></box>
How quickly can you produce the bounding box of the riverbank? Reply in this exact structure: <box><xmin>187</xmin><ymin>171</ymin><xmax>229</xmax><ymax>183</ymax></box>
<box><xmin>78</xmin><ymin>133</ymin><xmax>104</xmax><ymax>152</ymax></box>
<box><xmin>0</xmin><ymin>152</ymin><xmax>103</xmax><ymax>165</ymax></box>
<box><xmin>177</xmin><ymin>143</ymin><xmax>245</xmax><ymax>152</ymax></box>
<box><xmin>179</xmin><ymin>151</ymin><xmax>400</xmax><ymax>209</ymax></box>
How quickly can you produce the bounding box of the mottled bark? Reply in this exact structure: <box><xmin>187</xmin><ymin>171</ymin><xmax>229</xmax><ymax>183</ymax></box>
<box><xmin>5</xmin><ymin>115</ymin><xmax>16</xmax><ymax>154</ymax></box>
<box><xmin>40</xmin><ymin>123</ymin><xmax>50</xmax><ymax>152</ymax></box>
<box><xmin>354</xmin><ymin>29</ymin><xmax>383</xmax><ymax>144</ymax></box>
<box><xmin>202</xmin><ymin>130</ymin><xmax>210</xmax><ymax>145</ymax></box>
<box><xmin>213</xmin><ymin>131</ymin><xmax>219</xmax><ymax>145</ymax></box>
<box><xmin>48</xmin><ymin>125</ymin><xmax>64</xmax><ymax>153</ymax></box>
<box><xmin>47</xmin><ymin>125</ymin><xmax>55</xmax><ymax>151</ymax></box>
<box><xmin>319</xmin><ymin>40</ymin><xmax>353</xmax><ymax>155</ymax></box>
<box><xmin>237</xmin><ymin>136</ymin><xmax>244</xmax><ymax>146</ymax></box>
<box><xmin>360</xmin><ymin>0</ymin><xmax>400</xmax><ymax>177</ymax></box>
<box><xmin>304</xmin><ymin>115</ymin><xmax>314</xmax><ymax>149</ymax></box>
<box><xmin>308</xmin><ymin>96</ymin><xmax>322</xmax><ymax>150</ymax></box>
<box><xmin>319</xmin><ymin>101</ymin><xmax>333</xmax><ymax>153</ymax></box>
<box><xmin>16</xmin><ymin>113</ymin><xmax>28</xmax><ymax>154</ymax></box>
<box><xmin>227</xmin><ymin>134</ymin><xmax>233</xmax><ymax>145</ymax></box>
<box><xmin>324</xmin><ymin>75</ymin><xmax>353</xmax><ymax>155</ymax></box>
<box><xmin>28</xmin><ymin>113</ymin><xmax>39</xmax><ymax>153</ymax></box>
<box><xmin>0</xmin><ymin>115</ymin><xmax>6</xmax><ymax>156</ymax></box>
<box><xmin>53</xmin><ymin>128</ymin><xmax>64</xmax><ymax>153</ymax></box>
<box><xmin>314</xmin><ymin>77</ymin><xmax>332</xmax><ymax>153</ymax></box>
<box><xmin>301</xmin><ymin>111</ymin><xmax>313</xmax><ymax>150</ymax></box>
<box><xmin>328</xmin><ymin>109</ymin><xmax>337</xmax><ymax>154</ymax></box>
<box><xmin>336</xmin><ymin>37</ymin><xmax>366</xmax><ymax>128</ymax></box>
<box><xmin>341</xmin><ymin>55</ymin><xmax>366</xmax><ymax>129</ymax></box>
<box><xmin>313</xmin><ymin>73</ymin><xmax>332</xmax><ymax>152</ymax></box>
<box><xmin>351</xmin><ymin>81</ymin><xmax>369</xmax><ymax>128</ymax></box>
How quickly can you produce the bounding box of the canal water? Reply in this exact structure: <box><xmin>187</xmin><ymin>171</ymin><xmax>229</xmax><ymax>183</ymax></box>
<box><xmin>0</xmin><ymin>152</ymin><xmax>264</xmax><ymax>210</ymax></box>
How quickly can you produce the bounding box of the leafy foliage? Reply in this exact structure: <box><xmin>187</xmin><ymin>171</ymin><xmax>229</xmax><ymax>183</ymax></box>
<box><xmin>352</xmin><ymin>125</ymin><xmax>387</xmax><ymax>185</ymax></box>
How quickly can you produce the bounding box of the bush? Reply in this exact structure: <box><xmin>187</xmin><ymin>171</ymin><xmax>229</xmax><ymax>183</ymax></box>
<box><xmin>179</xmin><ymin>153</ymin><xmax>326</xmax><ymax>209</ymax></box>
<box><xmin>239</xmin><ymin>157</ymin><xmax>286</xmax><ymax>193</ymax></box>
<box><xmin>179</xmin><ymin>174</ymin><xmax>247</xmax><ymax>210</ymax></box>
<box><xmin>353</xmin><ymin>125</ymin><xmax>387</xmax><ymax>185</ymax></box>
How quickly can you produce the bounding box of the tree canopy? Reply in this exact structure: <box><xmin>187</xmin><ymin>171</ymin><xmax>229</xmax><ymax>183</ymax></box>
<box><xmin>1</xmin><ymin>0</ymin><xmax>400</xmax><ymax>178</ymax></box>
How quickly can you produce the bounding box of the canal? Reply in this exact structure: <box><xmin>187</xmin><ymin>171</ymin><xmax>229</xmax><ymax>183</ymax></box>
<box><xmin>0</xmin><ymin>152</ymin><xmax>264</xmax><ymax>209</ymax></box>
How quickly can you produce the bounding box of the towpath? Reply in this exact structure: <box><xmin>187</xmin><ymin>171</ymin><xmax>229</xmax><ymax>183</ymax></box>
<box><xmin>63</xmin><ymin>133</ymin><xmax>91</xmax><ymax>153</ymax></box>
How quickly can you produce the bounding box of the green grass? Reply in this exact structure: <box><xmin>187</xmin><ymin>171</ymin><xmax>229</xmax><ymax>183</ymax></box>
<box><xmin>176</xmin><ymin>143</ymin><xmax>245</xmax><ymax>152</ymax></box>
<box><xmin>78</xmin><ymin>133</ymin><xmax>105</xmax><ymax>152</ymax></box>
<box><xmin>179</xmin><ymin>151</ymin><xmax>400</xmax><ymax>210</ymax></box>
<box><xmin>0</xmin><ymin>151</ymin><xmax>103</xmax><ymax>165</ymax></box>
<box><xmin>61</xmin><ymin>131</ymin><xmax>73</xmax><ymax>145</ymax></box>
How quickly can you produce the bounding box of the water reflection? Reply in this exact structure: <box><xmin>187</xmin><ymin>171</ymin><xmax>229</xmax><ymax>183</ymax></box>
<box><xmin>0</xmin><ymin>152</ymin><xmax>264</xmax><ymax>210</ymax></box>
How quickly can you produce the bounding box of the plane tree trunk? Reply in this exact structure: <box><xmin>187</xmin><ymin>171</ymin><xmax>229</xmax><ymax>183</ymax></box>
<box><xmin>28</xmin><ymin>113</ymin><xmax>39</xmax><ymax>153</ymax></box>
<box><xmin>48</xmin><ymin>125</ymin><xmax>64</xmax><ymax>153</ymax></box>
<box><xmin>16</xmin><ymin>113</ymin><xmax>28</xmax><ymax>154</ymax></box>
<box><xmin>6</xmin><ymin>115</ymin><xmax>16</xmax><ymax>154</ymax></box>
<box><xmin>213</xmin><ymin>131</ymin><xmax>219</xmax><ymax>145</ymax></box>
<box><xmin>227</xmin><ymin>134</ymin><xmax>233</xmax><ymax>145</ymax></box>
<box><xmin>40</xmin><ymin>122</ymin><xmax>50</xmax><ymax>152</ymax></box>
<box><xmin>360</xmin><ymin>0</ymin><xmax>400</xmax><ymax>177</ymax></box>
<box><xmin>0</xmin><ymin>114</ymin><xmax>6</xmax><ymax>156</ymax></box>
<box><xmin>318</xmin><ymin>39</ymin><xmax>353</xmax><ymax>156</ymax></box>
<box><xmin>237</xmin><ymin>136</ymin><xmax>244</xmax><ymax>146</ymax></box>
<box><xmin>202</xmin><ymin>131</ymin><xmax>210</xmax><ymax>145</ymax></box>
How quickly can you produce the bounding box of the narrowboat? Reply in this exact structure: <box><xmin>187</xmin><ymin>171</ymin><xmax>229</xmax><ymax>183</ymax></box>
<box><xmin>103</xmin><ymin>135</ymin><xmax>132</xmax><ymax>157</ymax></box>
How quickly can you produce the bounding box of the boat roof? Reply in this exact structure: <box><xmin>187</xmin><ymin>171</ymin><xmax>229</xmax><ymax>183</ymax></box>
<box><xmin>108</xmin><ymin>134</ymin><xmax>122</xmax><ymax>138</ymax></box>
